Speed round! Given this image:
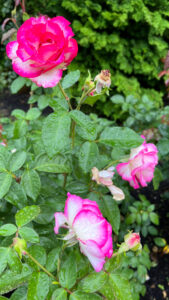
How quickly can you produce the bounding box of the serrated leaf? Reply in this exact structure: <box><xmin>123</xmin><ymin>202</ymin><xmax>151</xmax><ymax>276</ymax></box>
<box><xmin>11</xmin><ymin>77</ymin><xmax>27</xmax><ymax>94</ymax></box>
<box><xmin>0</xmin><ymin>247</ymin><xmax>8</xmax><ymax>275</ymax></box>
<box><xmin>34</xmin><ymin>154</ymin><xmax>70</xmax><ymax>173</ymax></box>
<box><xmin>0</xmin><ymin>172</ymin><xmax>12</xmax><ymax>199</ymax></box>
<box><xmin>62</xmin><ymin>70</ymin><xmax>80</xmax><ymax>89</ymax></box>
<box><xmin>27</xmin><ymin>272</ymin><xmax>49</xmax><ymax>300</ymax></box>
<box><xmin>101</xmin><ymin>273</ymin><xmax>133</xmax><ymax>300</ymax></box>
<box><xmin>69</xmin><ymin>291</ymin><xmax>102</xmax><ymax>300</ymax></box>
<box><xmin>99</xmin><ymin>127</ymin><xmax>143</xmax><ymax>148</ymax></box>
<box><xmin>0</xmin><ymin>224</ymin><xmax>17</xmax><ymax>236</ymax></box>
<box><xmin>42</xmin><ymin>113</ymin><xmax>71</xmax><ymax>157</ymax></box>
<box><xmin>15</xmin><ymin>205</ymin><xmax>40</xmax><ymax>227</ymax></box>
<box><xmin>110</xmin><ymin>94</ymin><xmax>124</xmax><ymax>104</ymax></box>
<box><xmin>46</xmin><ymin>247</ymin><xmax>61</xmax><ymax>273</ymax></box>
<box><xmin>22</xmin><ymin>169</ymin><xmax>41</xmax><ymax>200</ymax></box>
<box><xmin>9</xmin><ymin>151</ymin><xmax>26</xmax><ymax>172</ymax></box>
<box><xmin>11</xmin><ymin>109</ymin><xmax>26</xmax><ymax>119</ymax></box>
<box><xmin>38</xmin><ymin>95</ymin><xmax>50</xmax><ymax>110</ymax></box>
<box><xmin>154</xmin><ymin>237</ymin><xmax>166</xmax><ymax>247</ymax></box>
<box><xmin>7</xmin><ymin>248</ymin><xmax>22</xmax><ymax>273</ymax></box>
<box><xmin>78</xmin><ymin>142</ymin><xmax>99</xmax><ymax>173</ymax></box>
<box><xmin>102</xmin><ymin>195</ymin><xmax>120</xmax><ymax>234</ymax></box>
<box><xmin>78</xmin><ymin>271</ymin><xmax>108</xmax><ymax>293</ymax></box>
<box><xmin>49</xmin><ymin>97</ymin><xmax>69</xmax><ymax>112</ymax></box>
<box><xmin>59</xmin><ymin>253</ymin><xmax>77</xmax><ymax>289</ymax></box>
<box><xmin>27</xmin><ymin>245</ymin><xmax>46</xmax><ymax>268</ymax></box>
<box><xmin>10</xmin><ymin>286</ymin><xmax>27</xmax><ymax>300</ymax></box>
<box><xmin>70</xmin><ymin>110</ymin><xmax>97</xmax><ymax>141</ymax></box>
<box><xmin>52</xmin><ymin>288</ymin><xmax>67</xmax><ymax>300</ymax></box>
<box><xmin>19</xmin><ymin>227</ymin><xmax>39</xmax><ymax>243</ymax></box>
<box><xmin>26</xmin><ymin>108</ymin><xmax>41</xmax><ymax>120</ymax></box>
<box><xmin>5</xmin><ymin>181</ymin><xmax>27</xmax><ymax>208</ymax></box>
<box><xmin>13</xmin><ymin>120</ymin><xmax>27</xmax><ymax>138</ymax></box>
<box><xmin>157</xmin><ymin>138</ymin><xmax>169</xmax><ymax>155</ymax></box>
<box><xmin>0</xmin><ymin>266</ymin><xmax>31</xmax><ymax>295</ymax></box>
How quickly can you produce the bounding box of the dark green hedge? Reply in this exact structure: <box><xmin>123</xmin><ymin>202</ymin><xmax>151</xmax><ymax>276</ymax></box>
<box><xmin>1</xmin><ymin>0</ymin><xmax>169</xmax><ymax>103</ymax></box>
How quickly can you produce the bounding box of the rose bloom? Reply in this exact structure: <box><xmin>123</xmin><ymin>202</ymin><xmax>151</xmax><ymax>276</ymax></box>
<box><xmin>54</xmin><ymin>193</ymin><xmax>113</xmax><ymax>272</ymax></box>
<box><xmin>116</xmin><ymin>136</ymin><xmax>158</xmax><ymax>189</ymax></box>
<box><xmin>6</xmin><ymin>16</ymin><xmax>78</xmax><ymax>88</ymax></box>
<box><xmin>92</xmin><ymin>167</ymin><xmax>125</xmax><ymax>201</ymax></box>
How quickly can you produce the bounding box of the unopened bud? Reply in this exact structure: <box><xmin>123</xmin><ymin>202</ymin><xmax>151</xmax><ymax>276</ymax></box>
<box><xmin>118</xmin><ymin>232</ymin><xmax>142</xmax><ymax>254</ymax></box>
<box><xmin>13</xmin><ymin>237</ymin><xmax>27</xmax><ymax>259</ymax></box>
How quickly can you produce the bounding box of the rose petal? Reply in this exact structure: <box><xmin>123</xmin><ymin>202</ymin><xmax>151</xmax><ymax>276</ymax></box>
<box><xmin>30</xmin><ymin>68</ymin><xmax>63</xmax><ymax>88</ymax></box>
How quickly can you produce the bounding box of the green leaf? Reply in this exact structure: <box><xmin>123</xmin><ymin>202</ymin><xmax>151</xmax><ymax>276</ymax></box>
<box><xmin>11</xmin><ymin>77</ymin><xmax>27</xmax><ymax>94</ymax></box>
<box><xmin>110</xmin><ymin>94</ymin><xmax>124</xmax><ymax>104</ymax></box>
<box><xmin>0</xmin><ymin>224</ymin><xmax>17</xmax><ymax>236</ymax></box>
<box><xmin>59</xmin><ymin>253</ymin><xmax>77</xmax><ymax>289</ymax></box>
<box><xmin>34</xmin><ymin>154</ymin><xmax>70</xmax><ymax>173</ymax></box>
<box><xmin>22</xmin><ymin>169</ymin><xmax>41</xmax><ymax>200</ymax></box>
<box><xmin>11</xmin><ymin>109</ymin><xmax>26</xmax><ymax>119</ymax></box>
<box><xmin>0</xmin><ymin>151</ymin><xmax>7</xmax><ymax>172</ymax></box>
<box><xmin>13</xmin><ymin>120</ymin><xmax>27</xmax><ymax>138</ymax></box>
<box><xmin>70</xmin><ymin>291</ymin><xmax>102</xmax><ymax>300</ymax></box>
<box><xmin>26</xmin><ymin>108</ymin><xmax>41</xmax><ymax>121</ymax></box>
<box><xmin>153</xmin><ymin>168</ymin><xmax>163</xmax><ymax>190</ymax></box>
<box><xmin>15</xmin><ymin>205</ymin><xmax>40</xmax><ymax>227</ymax></box>
<box><xmin>0</xmin><ymin>247</ymin><xmax>8</xmax><ymax>275</ymax></box>
<box><xmin>0</xmin><ymin>296</ymin><xmax>8</xmax><ymax>299</ymax></box>
<box><xmin>78</xmin><ymin>271</ymin><xmax>108</xmax><ymax>293</ymax></box>
<box><xmin>27</xmin><ymin>245</ymin><xmax>46</xmax><ymax>268</ymax></box>
<box><xmin>5</xmin><ymin>181</ymin><xmax>27</xmax><ymax>208</ymax></box>
<box><xmin>19</xmin><ymin>227</ymin><xmax>39</xmax><ymax>243</ymax></box>
<box><xmin>46</xmin><ymin>247</ymin><xmax>61</xmax><ymax>273</ymax></box>
<box><xmin>9</xmin><ymin>151</ymin><xmax>26</xmax><ymax>172</ymax></box>
<box><xmin>62</xmin><ymin>70</ymin><xmax>80</xmax><ymax>89</ymax></box>
<box><xmin>99</xmin><ymin>127</ymin><xmax>143</xmax><ymax>148</ymax></box>
<box><xmin>49</xmin><ymin>97</ymin><xmax>69</xmax><ymax>112</ymax></box>
<box><xmin>102</xmin><ymin>196</ymin><xmax>120</xmax><ymax>234</ymax></box>
<box><xmin>154</xmin><ymin>237</ymin><xmax>166</xmax><ymax>247</ymax></box>
<box><xmin>0</xmin><ymin>265</ymin><xmax>31</xmax><ymax>294</ymax></box>
<box><xmin>7</xmin><ymin>248</ymin><xmax>22</xmax><ymax>273</ymax></box>
<box><xmin>27</xmin><ymin>272</ymin><xmax>49</xmax><ymax>300</ymax></box>
<box><xmin>157</xmin><ymin>138</ymin><xmax>169</xmax><ymax>155</ymax></box>
<box><xmin>149</xmin><ymin>212</ymin><xmax>159</xmax><ymax>225</ymax></box>
<box><xmin>42</xmin><ymin>113</ymin><xmax>71</xmax><ymax>157</ymax></box>
<box><xmin>84</xmin><ymin>94</ymin><xmax>101</xmax><ymax>106</ymax></box>
<box><xmin>38</xmin><ymin>95</ymin><xmax>50</xmax><ymax>110</ymax></box>
<box><xmin>10</xmin><ymin>286</ymin><xmax>27</xmax><ymax>300</ymax></box>
<box><xmin>52</xmin><ymin>288</ymin><xmax>67</xmax><ymax>300</ymax></box>
<box><xmin>101</xmin><ymin>273</ymin><xmax>133</xmax><ymax>300</ymax></box>
<box><xmin>70</xmin><ymin>110</ymin><xmax>97</xmax><ymax>141</ymax></box>
<box><xmin>0</xmin><ymin>172</ymin><xmax>12</xmax><ymax>199</ymax></box>
<box><xmin>78</xmin><ymin>142</ymin><xmax>99</xmax><ymax>173</ymax></box>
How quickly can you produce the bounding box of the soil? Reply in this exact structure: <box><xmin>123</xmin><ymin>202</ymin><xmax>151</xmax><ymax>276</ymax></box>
<box><xmin>0</xmin><ymin>90</ymin><xmax>169</xmax><ymax>300</ymax></box>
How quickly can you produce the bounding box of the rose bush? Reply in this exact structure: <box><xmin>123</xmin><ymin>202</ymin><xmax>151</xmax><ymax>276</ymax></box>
<box><xmin>6</xmin><ymin>16</ymin><xmax>78</xmax><ymax>88</ymax></box>
<box><xmin>0</xmin><ymin>8</ymin><xmax>161</xmax><ymax>300</ymax></box>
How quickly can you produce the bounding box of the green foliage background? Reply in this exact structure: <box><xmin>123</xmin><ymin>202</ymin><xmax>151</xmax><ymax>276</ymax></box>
<box><xmin>1</xmin><ymin>0</ymin><xmax>169</xmax><ymax>102</ymax></box>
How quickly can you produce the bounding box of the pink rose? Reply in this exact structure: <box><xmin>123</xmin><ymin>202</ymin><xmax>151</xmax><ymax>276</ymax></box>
<box><xmin>116</xmin><ymin>137</ymin><xmax>158</xmax><ymax>189</ymax></box>
<box><xmin>54</xmin><ymin>193</ymin><xmax>113</xmax><ymax>272</ymax></box>
<box><xmin>6</xmin><ymin>16</ymin><xmax>78</xmax><ymax>88</ymax></box>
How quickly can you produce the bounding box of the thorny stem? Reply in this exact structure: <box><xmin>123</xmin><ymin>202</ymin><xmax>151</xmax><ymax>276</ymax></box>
<box><xmin>76</xmin><ymin>87</ymin><xmax>95</xmax><ymax>110</ymax></box>
<box><xmin>25</xmin><ymin>251</ymin><xmax>56</xmax><ymax>280</ymax></box>
<box><xmin>58</xmin><ymin>82</ymin><xmax>72</xmax><ymax>110</ymax></box>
